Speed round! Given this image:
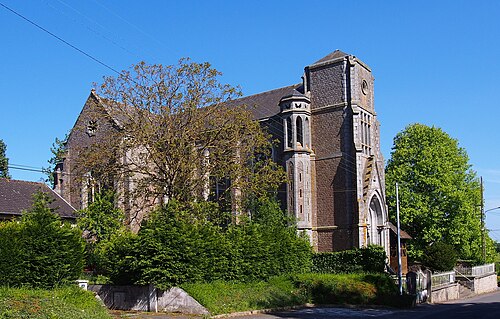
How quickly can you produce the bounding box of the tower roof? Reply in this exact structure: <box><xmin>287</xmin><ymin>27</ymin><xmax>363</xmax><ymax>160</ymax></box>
<box><xmin>313</xmin><ymin>50</ymin><xmax>350</xmax><ymax>65</ymax></box>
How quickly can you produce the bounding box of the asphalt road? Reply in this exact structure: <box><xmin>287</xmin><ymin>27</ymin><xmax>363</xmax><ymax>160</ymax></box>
<box><xmin>237</xmin><ymin>289</ymin><xmax>500</xmax><ymax>319</ymax></box>
<box><xmin>110</xmin><ymin>289</ymin><xmax>500</xmax><ymax>319</ymax></box>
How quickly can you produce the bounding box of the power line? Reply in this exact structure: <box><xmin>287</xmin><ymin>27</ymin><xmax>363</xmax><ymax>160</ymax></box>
<box><xmin>0</xmin><ymin>1</ymin><xmax>121</xmax><ymax>76</ymax></box>
<box><xmin>8</xmin><ymin>165</ymin><xmax>45</xmax><ymax>173</ymax></box>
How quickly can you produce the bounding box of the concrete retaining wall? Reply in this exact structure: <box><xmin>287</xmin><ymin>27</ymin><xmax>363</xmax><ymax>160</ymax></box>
<box><xmin>472</xmin><ymin>273</ymin><xmax>497</xmax><ymax>295</ymax></box>
<box><xmin>431</xmin><ymin>283</ymin><xmax>460</xmax><ymax>303</ymax></box>
<box><xmin>88</xmin><ymin>285</ymin><xmax>209</xmax><ymax>314</ymax></box>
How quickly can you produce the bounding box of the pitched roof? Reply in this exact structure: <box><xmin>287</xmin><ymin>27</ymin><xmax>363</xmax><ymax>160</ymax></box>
<box><xmin>387</xmin><ymin>221</ymin><xmax>412</xmax><ymax>239</ymax></box>
<box><xmin>225</xmin><ymin>84</ymin><xmax>302</xmax><ymax>120</ymax></box>
<box><xmin>0</xmin><ymin>178</ymin><xmax>76</xmax><ymax>219</ymax></box>
<box><xmin>312</xmin><ymin>50</ymin><xmax>350</xmax><ymax>65</ymax></box>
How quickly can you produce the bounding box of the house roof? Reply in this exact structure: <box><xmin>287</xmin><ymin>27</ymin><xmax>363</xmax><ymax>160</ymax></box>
<box><xmin>0</xmin><ymin>178</ymin><xmax>76</xmax><ymax>219</ymax></box>
<box><xmin>387</xmin><ymin>221</ymin><xmax>412</xmax><ymax>239</ymax></box>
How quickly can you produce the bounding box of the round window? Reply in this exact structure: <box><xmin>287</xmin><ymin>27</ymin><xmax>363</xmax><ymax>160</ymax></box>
<box><xmin>361</xmin><ymin>80</ymin><xmax>368</xmax><ymax>95</ymax></box>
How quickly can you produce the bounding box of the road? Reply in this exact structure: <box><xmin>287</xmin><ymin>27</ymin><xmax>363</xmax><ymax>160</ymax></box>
<box><xmin>237</xmin><ymin>289</ymin><xmax>500</xmax><ymax>319</ymax></box>
<box><xmin>110</xmin><ymin>289</ymin><xmax>500</xmax><ymax>319</ymax></box>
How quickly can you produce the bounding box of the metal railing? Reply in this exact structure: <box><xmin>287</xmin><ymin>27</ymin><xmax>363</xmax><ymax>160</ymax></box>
<box><xmin>431</xmin><ymin>271</ymin><xmax>455</xmax><ymax>288</ymax></box>
<box><xmin>455</xmin><ymin>263</ymin><xmax>495</xmax><ymax>277</ymax></box>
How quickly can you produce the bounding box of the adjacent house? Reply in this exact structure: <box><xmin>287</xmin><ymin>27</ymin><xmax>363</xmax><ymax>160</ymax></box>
<box><xmin>0</xmin><ymin>178</ymin><xmax>76</xmax><ymax>221</ymax></box>
<box><xmin>54</xmin><ymin>50</ymin><xmax>390</xmax><ymax>254</ymax></box>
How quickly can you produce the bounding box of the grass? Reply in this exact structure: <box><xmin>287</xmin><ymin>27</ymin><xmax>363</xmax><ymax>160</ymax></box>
<box><xmin>182</xmin><ymin>276</ymin><xmax>308</xmax><ymax>315</ymax></box>
<box><xmin>182</xmin><ymin>273</ymin><xmax>399</xmax><ymax>315</ymax></box>
<box><xmin>0</xmin><ymin>285</ymin><xmax>112</xmax><ymax>319</ymax></box>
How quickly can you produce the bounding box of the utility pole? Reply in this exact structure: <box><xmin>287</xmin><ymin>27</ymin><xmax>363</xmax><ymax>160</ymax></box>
<box><xmin>481</xmin><ymin>177</ymin><xmax>485</xmax><ymax>263</ymax></box>
<box><xmin>396</xmin><ymin>182</ymin><xmax>403</xmax><ymax>296</ymax></box>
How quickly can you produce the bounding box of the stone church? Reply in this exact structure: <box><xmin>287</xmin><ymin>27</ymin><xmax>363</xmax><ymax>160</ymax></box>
<box><xmin>54</xmin><ymin>50</ymin><xmax>389</xmax><ymax>254</ymax></box>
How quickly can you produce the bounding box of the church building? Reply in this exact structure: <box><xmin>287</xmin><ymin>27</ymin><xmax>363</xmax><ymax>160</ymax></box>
<box><xmin>55</xmin><ymin>50</ymin><xmax>389</xmax><ymax>254</ymax></box>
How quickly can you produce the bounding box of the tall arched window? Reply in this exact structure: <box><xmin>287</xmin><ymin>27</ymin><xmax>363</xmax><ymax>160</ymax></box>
<box><xmin>305</xmin><ymin>118</ymin><xmax>310</xmax><ymax>147</ymax></box>
<box><xmin>286</xmin><ymin>117</ymin><xmax>292</xmax><ymax>148</ymax></box>
<box><xmin>296</xmin><ymin>116</ymin><xmax>303</xmax><ymax>146</ymax></box>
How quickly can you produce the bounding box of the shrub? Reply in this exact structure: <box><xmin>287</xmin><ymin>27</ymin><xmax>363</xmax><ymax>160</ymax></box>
<box><xmin>95</xmin><ymin>198</ymin><xmax>312</xmax><ymax>288</ymax></box>
<box><xmin>0</xmin><ymin>192</ymin><xmax>85</xmax><ymax>288</ymax></box>
<box><xmin>422</xmin><ymin>241</ymin><xmax>458</xmax><ymax>271</ymax></box>
<box><xmin>293</xmin><ymin>273</ymin><xmax>397</xmax><ymax>305</ymax></box>
<box><xmin>312</xmin><ymin>245</ymin><xmax>386</xmax><ymax>274</ymax></box>
<box><xmin>77</xmin><ymin>191</ymin><xmax>126</xmax><ymax>273</ymax></box>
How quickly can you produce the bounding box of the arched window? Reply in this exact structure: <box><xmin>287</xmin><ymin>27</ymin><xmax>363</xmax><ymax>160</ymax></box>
<box><xmin>305</xmin><ymin>118</ymin><xmax>310</xmax><ymax>147</ymax></box>
<box><xmin>286</xmin><ymin>117</ymin><xmax>292</xmax><ymax>148</ymax></box>
<box><xmin>368</xmin><ymin>196</ymin><xmax>384</xmax><ymax>245</ymax></box>
<box><xmin>296</xmin><ymin>116</ymin><xmax>303</xmax><ymax>146</ymax></box>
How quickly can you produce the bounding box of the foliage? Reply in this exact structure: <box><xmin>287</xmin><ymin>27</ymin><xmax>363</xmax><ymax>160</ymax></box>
<box><xmin>311</xmin><ymin>245</ymin><xmax>386</xmax><ymax>274</ymax></box>
<box><xmin>95</xmin><ymin>198</ymin><xmax>311</xmax><ymax>288</ymax></box>
<box><xmin>182</xmin><ymin>273</ymin><xmax>399</xmax><ymax>315</ymax></box>
<box><xmin>93</xmin><ymin>230</ymin><xmax>140</xmax><ymax>285</ymax></box>
<box><xmin>0</xmin><ymin>192</ymin><xmax>85</xmax><ymax>288</ymax></box>
<box><xmin>385</xmin><ymin>123</ymin><xmax>494</xmax><ymax>262</ymax></box>
<box><xmin>78</xmin><ymin>190</ymin><xmax>126</xmax><ymax>273</ymax></box>
<box><xmin>293</xmin><ymin>273</ymin><xmax>397</xmax><ymax>306</ymax></box>
<box><xmin>75</xmin><ymin>59</ymin><xmax>285</xmax><ymax>209</ymax></box>
<box><xmin>0</xmin><ymin>139</ymin><xmax>9</xmax><ymax>179</ymax></box>
<box><xmin>182</xmin><ymin>276</ymin><xmax>308</xmax><ymax>315</ymax></box>
<box><xmin>43</xmin><ymin>133</ymin><xmax>68</xmax><ymax>187</ymax></box>
<box><xmin>78</xmin><ymin>190</ymin><xmax>125</xmax><ymax>243</ymax></box>
<box><xmin>0</xmin><ymin>286</ymin><xmax>111</xmax><ymax>319</ymax></box>
<box><xmin>422</xmin><ymin>241</ymin><xmax>458</xmax><ymax>271</ymax></box>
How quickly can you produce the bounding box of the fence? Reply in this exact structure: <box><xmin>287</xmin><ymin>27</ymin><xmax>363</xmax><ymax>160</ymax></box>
<box><xmin>431</xmin><ymin>271</ymin><xmax>455</xmax><ymax>288</ymax></box>
<box><xmin>455</xmin><ymin>263</ymin><xmax>495</xmax><ymax>277</ymax></box>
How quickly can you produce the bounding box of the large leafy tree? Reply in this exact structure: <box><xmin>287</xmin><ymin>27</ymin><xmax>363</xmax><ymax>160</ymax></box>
<box><xmin>0</xmin><ymin>139</ymin><xmax>9</xmax><ymax>178</ymax></box>
<box><xmin>75</xmin><ymin>59</ymin><xmax>285</xmax><ymax>211</ymax></box>
<box><xmin>386</xmin><ymin>123</ymin><xmax>494</xmax><ymax>262</ymax></box>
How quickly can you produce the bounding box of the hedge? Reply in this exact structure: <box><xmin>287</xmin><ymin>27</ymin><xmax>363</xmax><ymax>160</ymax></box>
<box><xmin>0</xmin><ymin>192</ymin><xmax>85</xmax><ymax>288</ymax></box>
<box><xmin>312</xmin><ymin>245</ymin><xmax>386</xmax><ymax>274</ymax></box>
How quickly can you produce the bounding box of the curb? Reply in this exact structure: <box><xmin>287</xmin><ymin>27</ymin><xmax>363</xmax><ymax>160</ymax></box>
<box><xmin>210</xmin><ymin>304</ymin><xmax>316</xmax><ymax>318</ymax></box>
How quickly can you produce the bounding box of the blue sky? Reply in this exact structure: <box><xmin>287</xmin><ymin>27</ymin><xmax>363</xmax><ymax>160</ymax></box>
<box><xmin>1</xmin><ymin>0</ymin><xmax>500</xmax><ymax>238</ymax></box>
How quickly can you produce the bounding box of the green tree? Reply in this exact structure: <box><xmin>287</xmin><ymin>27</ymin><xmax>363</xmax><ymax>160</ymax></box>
<box><xmin>385</xmin><ymin>124</ymin><xmax>494</xmax><ymax>262</ymax></box>
<box><xmin>422</xmin><ymin>241</ymin><xmax>458</xmax><ymax>271</ymax></box>
<box><xmin>78</xmin><ymin>190</ymin><xmax>125</xmax><ymax>243</ymax></box>
<box><xmin>0</xmin><ymin>139</ymin><xmax>9</xmax><ymax>178</ymax></box>
<box><xmin>75</xmin><ymin>59</ymin><xmax>285</xmax><ymax>211</ymax></box>
<box><xmin>43</xmin><ymin>133</ymin><xmax>68</xmax><ymax>187</ymax></box>
<box><xmin>0</xmin><ymin>192</ymin><xmax>85</xmax><ymax>288</ymax></box>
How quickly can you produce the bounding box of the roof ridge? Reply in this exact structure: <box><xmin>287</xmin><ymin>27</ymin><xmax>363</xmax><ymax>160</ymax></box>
<box><xmin>0</xmin><ymin>178</ymin><xmax>45</xmax><ymax>186</ymax></box>
<box><xmin>234</xmin><ymin>83</ymin><xmax>301</xmax><ymax>102</ymax></box>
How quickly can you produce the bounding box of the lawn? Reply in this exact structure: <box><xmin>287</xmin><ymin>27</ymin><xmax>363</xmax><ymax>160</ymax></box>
<box><xmin>0</xmin><ymin>286</ymin><xmax>111</xmax><ymax>319</ymax></box>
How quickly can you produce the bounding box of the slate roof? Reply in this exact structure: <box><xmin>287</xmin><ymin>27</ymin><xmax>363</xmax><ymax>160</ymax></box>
<box><xmin>0</xmin><ymin>178</ymin><xmax>76</xmax><ymax>219</ymax></box>
<box><xmin>312</xmin><ymin>49</ymin><xmax>350</xmax><ymax>65</ymax></box>
<box><xmin>387</xmin><ymin>221</ymin><xmax>412</xmax><ymax>239</ymax></box>
<box><xmin>224</xmin><ymin>84</ymin><xmax>302</xmax><ymax>120</ymax></box>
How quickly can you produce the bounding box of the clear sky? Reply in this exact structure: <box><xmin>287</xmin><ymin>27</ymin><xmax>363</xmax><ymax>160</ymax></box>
<box><xmin>1</xmin><ymin>0</ymin><xmax>500</xmax><ymax>238</ymax></box>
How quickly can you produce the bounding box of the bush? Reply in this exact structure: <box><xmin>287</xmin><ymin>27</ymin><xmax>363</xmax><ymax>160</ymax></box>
<box><xmin>0</xmin><ymin>192</ymin><xmax>85</xmax><ymax>288</ymax></box>
<box><xmin>312</xmin><ymin>245</ymin><xmax>386</xmax><ymax>274</ymax></box>
<box><xmin>96</xmin><ymin>198</ymin><xmax>312</xmax><ymax>288</ymax></box>
<box><xmin>423</xmin><ymin>241</ymin><xmax>458</xmax><ymax>271</ymax></box>
<box><xmin>293</xmin><ymin>273</ymin><xmax>397</xmax><ymax>306</ymax></box>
